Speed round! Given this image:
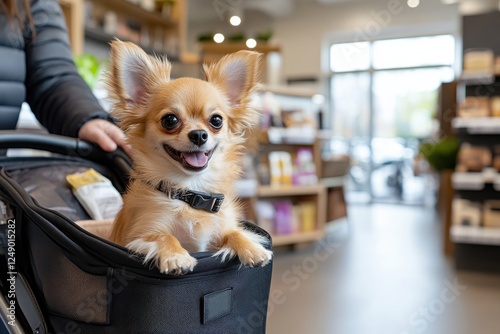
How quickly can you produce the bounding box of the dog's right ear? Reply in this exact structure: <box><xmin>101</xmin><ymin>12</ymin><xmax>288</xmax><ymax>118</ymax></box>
<box><xmin>105</xmin><ymin>41</ymin><xmax>171</xmax><ymax>127</ymax></box>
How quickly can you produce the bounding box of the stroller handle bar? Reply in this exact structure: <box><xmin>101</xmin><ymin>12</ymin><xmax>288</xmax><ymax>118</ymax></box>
<box><xmin>0</xmin><ymin>130</ymin><xmax>132</xmax><ymax>169</ymax></box>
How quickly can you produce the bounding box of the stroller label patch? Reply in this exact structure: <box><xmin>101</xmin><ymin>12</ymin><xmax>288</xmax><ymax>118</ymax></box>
<box><xmin>202</xmin><ymin>288</ymin><xmax>233</xmax><ymax>324</ymax></box>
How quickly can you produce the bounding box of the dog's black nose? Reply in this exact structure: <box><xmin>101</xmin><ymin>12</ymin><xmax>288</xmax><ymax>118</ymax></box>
<box><xmin>188</xmin><ymin>130</ymin><xmax>208</xmax><ymax>146</ymax></box>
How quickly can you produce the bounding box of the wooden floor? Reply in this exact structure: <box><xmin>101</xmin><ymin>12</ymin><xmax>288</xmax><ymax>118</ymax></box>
<box><xmin>266</xmin><ymin>203</ymin><xmax>500</xmax><ymax>334</ymax></box>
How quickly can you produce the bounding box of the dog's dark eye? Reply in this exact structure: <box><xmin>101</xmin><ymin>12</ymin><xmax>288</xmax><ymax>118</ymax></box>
<box><xmin>209</xmin><ymin>115</ymin><xmax>223</xmax><ymax>129</ymax></box>
<box><xmin>161</xmin><ymin>114</ymin><xmax>180</xmax><ymax>130</ymax></box>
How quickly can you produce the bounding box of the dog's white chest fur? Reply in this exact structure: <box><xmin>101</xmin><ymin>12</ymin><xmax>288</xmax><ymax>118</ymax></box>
<box><xmin>157</xmin><ymin>194</ymin><xmax>219</xmax><ymax>253</ymax></box>
<box><xmin>173</xmin><ymin>220</ymin><xmax>214</xmax><ymax>253</ymax></box>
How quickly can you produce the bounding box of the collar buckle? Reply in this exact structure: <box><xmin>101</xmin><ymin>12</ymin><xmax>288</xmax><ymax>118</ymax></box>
<box><xmin>188</xmin><ymin>191</ymin><xmax>224</xmax><ymax>213</ymax></box>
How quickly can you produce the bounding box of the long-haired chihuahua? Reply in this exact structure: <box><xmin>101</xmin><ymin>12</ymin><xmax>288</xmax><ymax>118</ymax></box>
<box><xmin>105</xmin><ymin>41</ymin><xmax>272</xmax><ymax>275</ymax></box>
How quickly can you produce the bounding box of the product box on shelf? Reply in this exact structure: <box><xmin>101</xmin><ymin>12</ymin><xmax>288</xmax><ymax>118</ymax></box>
<box><xmin>491</xmin><ymin>97</ymin><xmax>500</xmax><ymax>117</ymax></box>
<box><xmin>483</xmin><ymin>200</ymin><xmax>500</xmax><ymax>228</ymax></box>
<box><xmin>456</xmin><ymin>144</ymin><xmax>492</xmax><ymax>172</ymax></box>
<box><xmin>452</xmin><ymin>198</ymin><xmax>482</xmax><ymax>227</ymax></box>
<box><xmin>300</xmin><ymin>202</ymin><xmax>316</xmax><ymax>232</ymax></box>
<box><xmin>458</xmin><ymin>97</ymin><xmax>490</xmax><ymax>118</ymax></box>
<box><xmin>254</xmin><ymin>201</ymin><xmax>275</xmax><ymax>234</ymax></box>
<box><xmin>269</xmin><ymin>151</ymin><xmax>293</xmax><ymax>186</ymax></box>
<box><xmin>463</xmin><ymin>48</ymin><xmax>494</xmax><ymax>72</ymax></box>
<box><xmin>254</xmin><ymin>200</ymin><xmax>317</xmax><ymax>236</ymax></box>
<box><xmin>274</xmin><ymin>200</ymin><xmax>294</xmax><ymax>235</ymax></box>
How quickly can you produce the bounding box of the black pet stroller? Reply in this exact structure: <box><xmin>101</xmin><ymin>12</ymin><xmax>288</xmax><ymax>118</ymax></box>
<box><xmin>0</xmin><ymin>131</ymin><xmax>272</xmax><ymax>334</ymax></box>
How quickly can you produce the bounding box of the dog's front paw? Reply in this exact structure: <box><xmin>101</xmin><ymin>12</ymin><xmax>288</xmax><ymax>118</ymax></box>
<box><xmin>237</xmin><ymin>243</ymin><xmax>273</xmax><ymax>267</ymax></box>
<box><xmin>127</xmin><ymin>238</ymin><xmax>197</xmax><ymax>275</ymax></box>
<box><xmin>214</xmin><ymin>230</ymin><xmax>273</xmax><ymax>267</ymax></box>
<box><xmin>159</xmin><ymin>251</ymin><xmax>197</xmax><ymax>275</ymax></box>
<box><xmin>214</xmin><ymin>242</ymin><xmax>272</xmax><ymax>267</ymax></box>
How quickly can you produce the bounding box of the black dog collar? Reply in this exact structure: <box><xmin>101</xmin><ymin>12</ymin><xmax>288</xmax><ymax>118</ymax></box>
<box><xmin>156</xmin><ymin>181</ymin><xmax>224</xmax><ymax>213</ymax></box>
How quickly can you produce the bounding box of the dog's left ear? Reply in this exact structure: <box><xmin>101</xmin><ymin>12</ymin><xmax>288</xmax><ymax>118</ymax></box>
<box><xmin>105</xmin><ymin>40</ymin><xmax>171</xmax><ymax>130</ymax></box>
<box><xmin>203</xmin><ymin>51</ymin><xmax>261</xmax><ymax>133</ymax></box>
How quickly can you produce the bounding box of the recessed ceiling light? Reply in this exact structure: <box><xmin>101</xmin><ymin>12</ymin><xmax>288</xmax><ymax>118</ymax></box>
<box><xmin>213</xmin><ymin>33</ymin><xmax>224</xmax><ymax>43</ymax></box>
<box><xmin>230</xmin><ymin>15</ymin><xmax>241</xmax><ymax>26</ymax></box>
<box><xmin>246</xmin><ymin>38</ymin><xmax>257</xmax><ymax>49</ymax></box>
<box><xmin>408</xmin><ymin>0</ymin><xmax>420</xmax><ymax>8</ymax></box>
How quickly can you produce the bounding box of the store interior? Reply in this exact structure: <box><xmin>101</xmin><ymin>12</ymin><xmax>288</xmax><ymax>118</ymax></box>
<box><xmin>14</xmin><ymin>0</ymin><xmax>500</xmax><ymax>333</ymax></box>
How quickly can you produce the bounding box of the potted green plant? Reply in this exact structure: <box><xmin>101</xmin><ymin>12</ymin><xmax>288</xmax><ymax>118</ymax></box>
<box><xmin>256</xmin><ymin>30</ymin><xmax>273</xmax><ymax>43</ymax></box>
<box><xmin>228</xmin><ymin>32</ymin><xmax>245</xmax><ymax>43</ymax></box>
<box><xmin>419</xmin><ymin>136</ymin><xmax>459</xmax><ymax>255</ymax></box>
<box><xmin>197</xmin><ymin>32</ymin><xmax>215</xmax><ymax>43</ymax></box>
<box><xmin>74</xmin><ymin>53</ymin><xmax>101</xmax><ymax>89</ymax></box>
<box><xmin>419</xmin><ymin>136</ymin><xmax>459</xmax><ymax>172</ymax></box>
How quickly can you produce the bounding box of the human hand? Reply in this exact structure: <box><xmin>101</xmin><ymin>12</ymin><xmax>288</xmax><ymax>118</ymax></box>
<box><xmin>78</xmin><ymin>119</ymin><xmax>132</xmax><ymax>157</ymax></box>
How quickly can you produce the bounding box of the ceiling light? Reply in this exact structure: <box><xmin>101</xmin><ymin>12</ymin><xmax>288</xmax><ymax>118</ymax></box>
<box><xmin>407</xmin><ymin>0</ymin><xmax>420</xmax><ymax>8</ymax></box>
<box><xmin>246</xmin><ymin>38</ymin><xmax>257</xmax><ymax>49</ymax></box>
<box><xmin>213</xmin><ymin>33</ymin><xmax>224</xmax><ymax>43</ymax></box>
<box><xmin>230</xmin><ymin>15</ymin><xmax>241</xmax><ymax>26</ymax></box>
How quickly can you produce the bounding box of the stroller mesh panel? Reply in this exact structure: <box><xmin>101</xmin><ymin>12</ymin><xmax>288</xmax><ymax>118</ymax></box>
<box><xmin>9</xmin><ymin>163</ymin><xmax>90</xmax><ymax>220</ymax></box>
<box><xmin>7</xmin><ymin>163</ymin><xmax>113</xmax><ymax>222</ymax></box>
<box><xmin>29</xmin><ymin>220</ymin><xmax>109</xmax><ymax>324</ymax></box>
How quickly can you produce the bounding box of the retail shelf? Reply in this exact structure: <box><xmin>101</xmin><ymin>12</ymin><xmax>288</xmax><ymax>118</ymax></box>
<box><xmin>459</xmin><ymin>70</ymin><xmax>495</xmax><ymax>85</ymax></box>
<box><xmin>452</xmin><ymin>172</ymin><xmax>486</xmax><ymax>190</ymax></box>
<box><xmin>98</xmin><ymin>0</ymin><xmax>176</xmax><ymax>27</ymax></box>
<box><xmin>452</xmin><ymin>117</ymin><xmax>500</xmax><ymax>134</ymax></box>
<box><xmin>257</xmin><ymin>184</ymin><xmax>324</xmax><ymax>197</ymax></box>
<box><xmin>84</xmin><ymin>26</ymin><xmax>180</xmax><ymax>60</ymax></box>
<box><xmin>265</xmin><ymin>127</ymin><xmax>316</xmax><ymax>145</ymax></box>
<box><xmin>452</xmin><ymin>171</ymin><xmax>500</xmax><ymax>190</ymax></box>
<box><xmin>200</xmin><ymin>43</ymin><xmax>281</xmax><ymax>55</ymax></box>
<box><xmin>236</xmin><ymin>179</ymin><xmax>258</xmax><ymax>198</ymax></box>
<box><xmin>272</xmin><ymin>230</ymin><xmax>325</xmax><ymax>247</ymax></box>
<box><xmin>321</xmin><ymin>176</ymin><xmax>346</xmax><ymax>188</ymax></box>
<box><xmin>451</xmin><ymin>225</ymin><xmax>500</xmax><ymax>245</ymax></box>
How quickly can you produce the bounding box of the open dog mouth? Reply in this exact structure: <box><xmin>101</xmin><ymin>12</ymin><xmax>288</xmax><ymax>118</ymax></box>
<box><xmin>163</xmin><ymin>144</ymin><xmax>217</xmax><ymax>172</ymax></box>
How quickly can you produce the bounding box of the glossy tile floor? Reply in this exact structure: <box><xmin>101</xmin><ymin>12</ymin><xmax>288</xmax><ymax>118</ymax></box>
<box><xmin>266</xmin><ymin>203</ymin><xmax>500</xmax><ymax>334</ymax></box>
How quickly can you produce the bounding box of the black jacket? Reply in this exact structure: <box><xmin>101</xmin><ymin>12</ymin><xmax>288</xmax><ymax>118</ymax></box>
<box><xmin>0</xmin><ymin>0</ymin><xmax>108</xmax><ymax>137</ymax></box>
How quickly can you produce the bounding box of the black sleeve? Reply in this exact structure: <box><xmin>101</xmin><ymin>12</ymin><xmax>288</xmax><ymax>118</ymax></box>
<box><xmin>24</xmin><ymin>0</ymin><xmax>109</xmax><ymax>137</ymax></box>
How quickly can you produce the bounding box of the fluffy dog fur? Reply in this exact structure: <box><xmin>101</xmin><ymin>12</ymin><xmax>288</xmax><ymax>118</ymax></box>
<box><xmin>106</xmin><ymin>41</ymin><xmax>272</xmax><ymax>275</ymax></box>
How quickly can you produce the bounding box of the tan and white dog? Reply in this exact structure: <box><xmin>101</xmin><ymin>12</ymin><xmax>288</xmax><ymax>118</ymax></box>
<box><xmin>105</xmin><ymin>41</ymin><xmax>272</xmax><ymax>275</ymax></box>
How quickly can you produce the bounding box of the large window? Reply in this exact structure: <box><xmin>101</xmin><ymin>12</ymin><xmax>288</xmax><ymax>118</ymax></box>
<box><xmin>329</xmin><ymin>35</ymin><xmax>455</xmax><ymax>203</ymax></box>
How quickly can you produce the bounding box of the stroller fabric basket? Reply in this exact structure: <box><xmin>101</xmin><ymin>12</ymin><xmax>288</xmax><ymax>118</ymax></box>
<box><xmin>0</xmin><ymin>131</ymin><xmax>273</xmax><ymax>334</ymax></box>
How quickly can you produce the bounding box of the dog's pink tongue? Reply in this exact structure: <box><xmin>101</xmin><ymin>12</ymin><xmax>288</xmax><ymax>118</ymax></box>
<box><xmin>183</xmin><ymin>151</ymin><xmax>208</xmax><ymax>167</ymax></box>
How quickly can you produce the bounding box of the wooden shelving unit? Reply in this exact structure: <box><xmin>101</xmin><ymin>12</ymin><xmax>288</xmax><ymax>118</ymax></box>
<box><xmin>59</xmin><ymin>0</ymin><xmax>84</xmax><ymax>55</ymax></box>
<box><xmin>450</xmin><ymin>12</ymin><xmax>500</xmax><ymax>272</ymax></box>
<box><xmin>92</xmin><ymin>0</ymin><xmax>178</xmax><ymax>27</ymax></box>
<box><xmin>256</xmin><ymin>184</ymin><xmax>326</xmax><ymax>247</ymax></box>
<box><xmin>272</xmin><ymin>230</ymin><xmax>325</xmax><ymax>247</ymax></box>
<box><xmin>82</xmin><ymin>0</ymin><xmax>191</xmax><ymax>61</ymax></box>
<box><xmin>257</xmin><ymin>184</ymin><xmax>324</xmax><ymax>197</ymax></box>
<box><xmin>200</xmin><ymin>42</ymin><xmax>280</xmax><ymax>57</ymax></box>
<box><xmin>246</xmin><ymin>125</ymin><xmax>331</xmax><ymax>248</ymax></box>
<box><xmin>200</xmin><ymin>43</ymin><xmax>281</xmax><ymax>83</ymax></box>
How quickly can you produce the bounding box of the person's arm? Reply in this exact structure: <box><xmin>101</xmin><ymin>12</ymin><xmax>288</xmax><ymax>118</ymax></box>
<box><xmin>24</xmin><ymin>0</ymin><xmax>107</xmax><ymax>138</ymax></box>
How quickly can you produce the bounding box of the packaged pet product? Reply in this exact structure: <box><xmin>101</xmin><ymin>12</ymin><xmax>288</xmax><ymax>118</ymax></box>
<box><xmin>456</xmin><ymin>144</ymin><xmax>492</xmax><ymax>172</ymax></box>
<box><xmin>458</xmin><ymin>97</ymin><xmax>490</xmax><ymax>118</ymax></box>
<box><xmin>463</xmin><ymin>48</ymin><xmax>494</xmax><ymax>72</ymax></box>
<box><xmin>452</xmin><ymin>198</ymin><xmax>481</xmax><ymax>227</ymax></box>
<box><xmin>483</xmin><ymin>200</ymin><xmax>500</xmax><ymax>228</ymax></box>
<box><xmin>66</xmin><ymin>168</ymin><xmax>123</xmax><ymax>220</ymax></box>
<box><xmin>491</xmin><ymin>97</ymin><xmax>500</xmax><ymax>117</ymax></box>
